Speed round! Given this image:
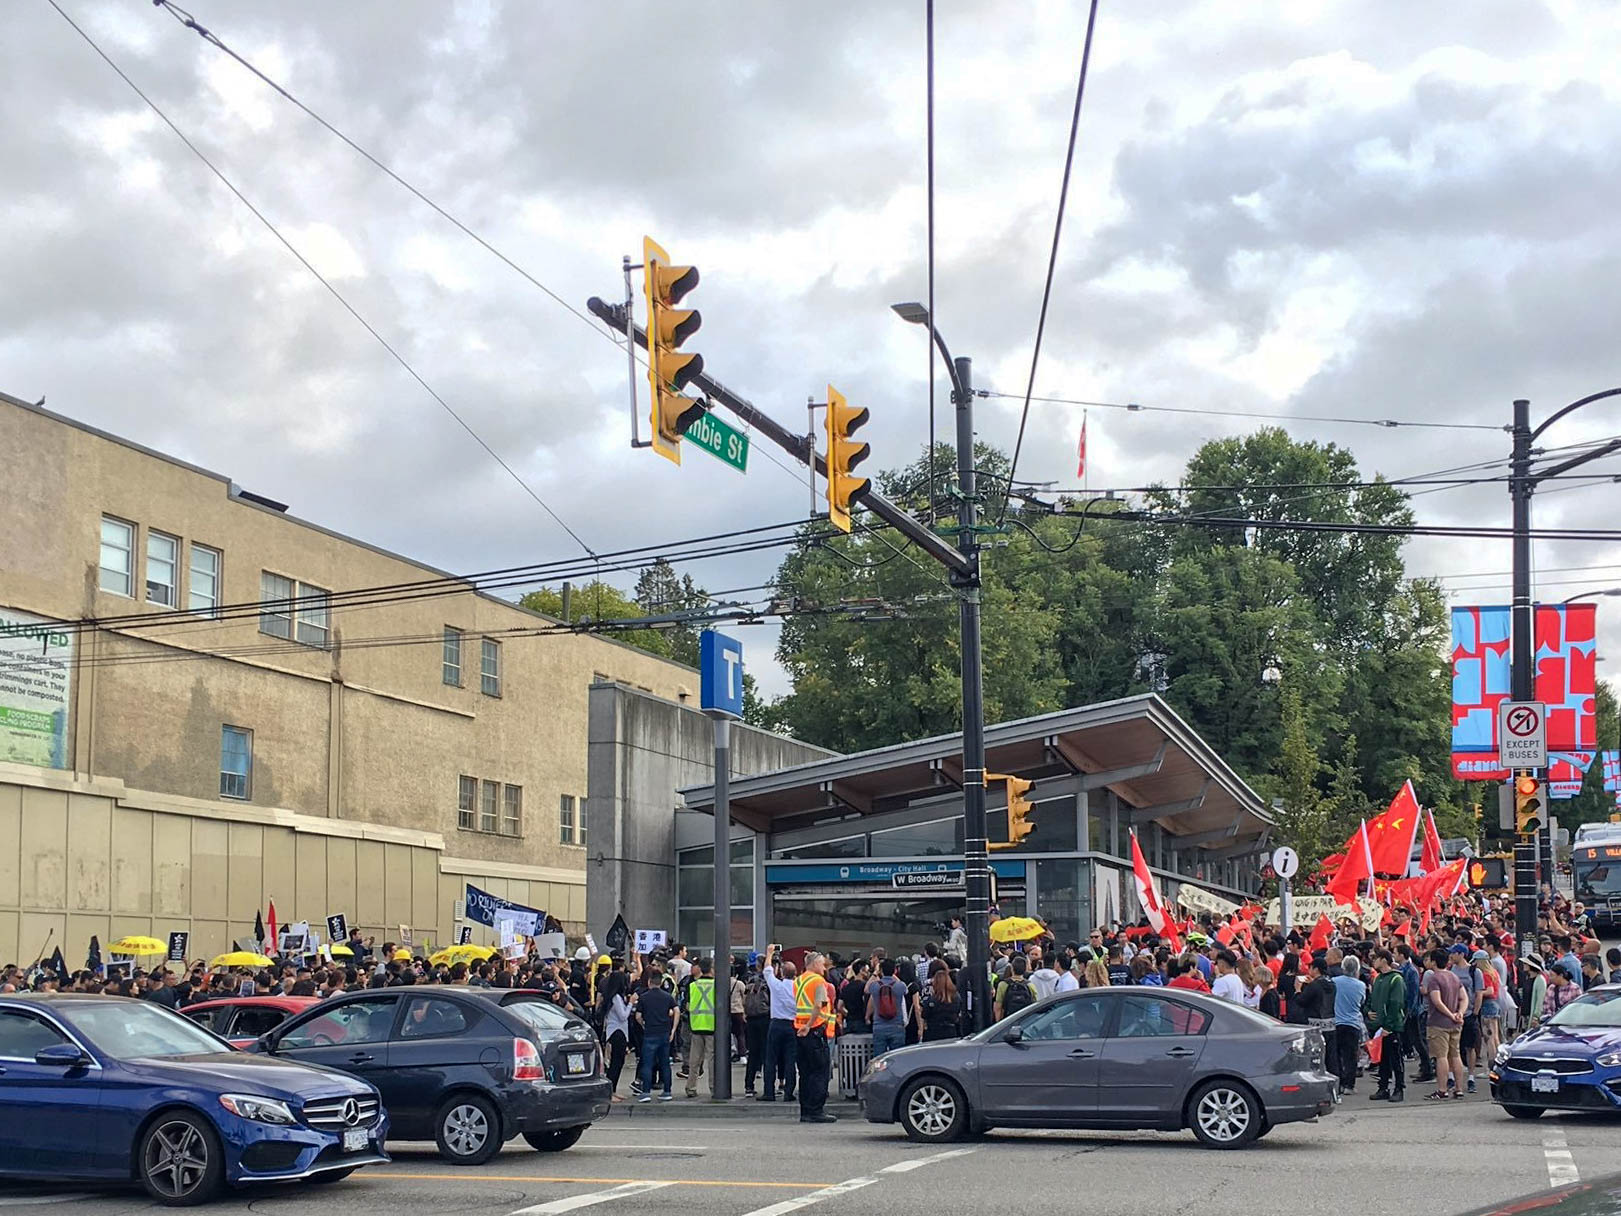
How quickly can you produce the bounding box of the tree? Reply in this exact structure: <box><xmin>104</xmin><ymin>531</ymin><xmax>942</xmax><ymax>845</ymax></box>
<box><xmin>633</xmin><ymin>558</ymin><xmax>710</xmax><ymax>667</ymax></box>
<box><xmin>521</xmin><ymin>581</ymin><xmax>679</xmax><ymax>659</ymax></box>
<box><xmin>1267</xmin><ymin>687</ymin><xmax>1333</xmax><ymax>864</ymax></box>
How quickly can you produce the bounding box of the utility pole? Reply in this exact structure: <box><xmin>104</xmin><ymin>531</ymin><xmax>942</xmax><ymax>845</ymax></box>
<box><xmin>1510</xmin><ymin>398</ymin><xmax>1537</xmax><ymax>953</ymax></box>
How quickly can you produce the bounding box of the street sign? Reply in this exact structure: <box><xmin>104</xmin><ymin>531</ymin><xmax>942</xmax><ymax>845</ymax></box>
<box><xmin>892</xmin><ymin>871</ymin><xmax>962</xmax><ymax>890</ymax></box>
<box><xmin>684</xmin><ymin>411</ymin><xmax>749</xmax><ymax>472</ymax></box>
<box><xmin>1270</xmin><ymin>846</ymin><xmax>1300</xmax><ymax>881</ymax></box>
<box><xmin>700</xmin><ymin>629</ymin><xmax>745</xmax><ymax>718</ymax></box>
<box><xmin>1499</xmin><ymin>700</ymin><xmax>1548</xmax><ymax>768</ymax></box>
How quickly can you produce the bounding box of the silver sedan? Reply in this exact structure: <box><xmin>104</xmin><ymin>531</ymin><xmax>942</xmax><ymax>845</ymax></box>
<box><xmin>861</xmin><ymin>987</ymin><xmax>1338</xmax><ymax>1148</ymax></box>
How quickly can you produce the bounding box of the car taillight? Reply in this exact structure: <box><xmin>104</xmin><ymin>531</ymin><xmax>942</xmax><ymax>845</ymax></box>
<box><xmin>513</xmin><ymin>1038</ymin><xmax>544</xmax><ymax>1082</ymax></box>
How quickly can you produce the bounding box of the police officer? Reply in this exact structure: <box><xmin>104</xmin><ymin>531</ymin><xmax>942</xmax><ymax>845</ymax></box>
<box><xmin>794</xmin><ymin>951</ymin><xmax>838</xmax><ymax>1123</ymax></box>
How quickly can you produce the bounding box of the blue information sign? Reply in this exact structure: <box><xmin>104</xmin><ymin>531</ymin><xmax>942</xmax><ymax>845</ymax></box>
<box><xmin>699</xmin><ymin>630</ymin><xmax>745</xmax><ymax>718</ymax></box>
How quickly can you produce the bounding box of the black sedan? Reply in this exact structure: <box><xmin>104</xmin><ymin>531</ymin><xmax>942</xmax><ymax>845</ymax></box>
<box><xmin>249</xmin><ymin>988</ymin><xmax>609</xmax><ymax>1165</ymax></box>
<box><xmin>861</xmin><ymin>987</ymin><xmax>1337</xmax><ymax>1148</ymax></box>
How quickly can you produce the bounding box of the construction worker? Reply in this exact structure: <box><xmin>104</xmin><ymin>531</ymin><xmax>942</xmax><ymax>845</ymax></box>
<box><xmin>794</xmin><ymin>951</ymin><xmax>838</xmax><ymax>1123</ymax></box>
<box><xmin>685</xmin><ymin>956</ymin><xmax>716</xmax><ymax>1097</ymax></box>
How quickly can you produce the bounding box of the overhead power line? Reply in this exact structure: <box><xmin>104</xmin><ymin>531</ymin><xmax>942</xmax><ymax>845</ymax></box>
<box><xmin>982</xmin><ymin>389</ymin><xmax>1511</xmax><ymax>433</ymax></box>
<box><xmin>49</xmin><ymin>0</ymin><xmax>595</xmax><ymax>556</ymax></box>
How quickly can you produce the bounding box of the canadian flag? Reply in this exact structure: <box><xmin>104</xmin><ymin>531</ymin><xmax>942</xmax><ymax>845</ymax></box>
<box><xmin>1076</xmin><ymin>413</ymin><xmax>1088</xmax><ymax>479</ymax></box>
<box><xmin>1130</xmin><ymin>829</ymin><xmax>1180</xmax><ymax>951</ymax></box>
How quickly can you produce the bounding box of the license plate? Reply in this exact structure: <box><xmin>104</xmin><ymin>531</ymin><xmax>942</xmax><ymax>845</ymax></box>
<box><xmin>342</xmin><ymin>1128</ymin><xmax>369</xmax><ymax>1153</ymax></box>
<box><xmin>566</xmin><ymin>1053</ymin><xmax>590</xmax><ymax>1075</ymax></box>
<box><xmin>1531</xmin><ymin>1074</ymin><xmax>1560</xmax><ymax>1094</ymax></box>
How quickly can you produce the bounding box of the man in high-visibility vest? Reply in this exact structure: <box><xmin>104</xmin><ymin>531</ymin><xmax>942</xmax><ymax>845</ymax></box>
<box><xmin>685</xmin><ymin>956</ymin><xmax>717</xmax><ymax>1098</ymax></box>
<box><xmin>793</xmin><ymin>951</ymin><xmax>838</xmax><ymax>1122</ymax></box>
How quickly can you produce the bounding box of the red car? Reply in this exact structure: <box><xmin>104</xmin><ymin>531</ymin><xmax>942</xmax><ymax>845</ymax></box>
<box><xmin>183</xmin><ymin>995</ymin><xmax>319</xmax><ymax>1048</ymax></box>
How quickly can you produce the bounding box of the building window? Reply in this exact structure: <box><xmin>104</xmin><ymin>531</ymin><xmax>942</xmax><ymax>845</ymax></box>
<box><xmin>146</xmin><ymin>531</ymin><xmax>178</xmax><ymax>606</ymax></box>
<box><xmin>559</xmin><ymin>794</ymin><xmax>577</xmax><ymax>845</ymax></box>
<box><xmin>99</xmin><ymin>516</ymin><xmax>134</xmax><ymax>596</ymax></box>
<box><xmin>480</xmin><ymin>780</ymin><xmax>499</xmax><ymax>833</ymax></box>
<box><xmin>220</xmin><ymin>726</ymin><xmax>252</xmax><ymax>800</ymax></box>
<box><xmin>296</xmin><ymin>583</ymin><xmax>330</xmax><ymax>647</ymax></box>
<box><xmin>259</xmin><ymin>571</ymin><xmax>294</xmax><ymax>639</ymax></box>
<box><xmin>457</xmin><ymin>775</ymin><xmax>477</xmax><ymax>830</ymax></box>
<box><xmin>443</xmin><ymin>627</ymin><xmax>463</xmax><ymax>687</ymax></box>
<box><xmin>481</xmin><ymin>638</ymin><xmax>502</xmax><ymax>697</ymax></box>
<box><xmin>502</xmin><ymin>785</ymin><xmax>522</xmax><ymax>837</ymax></box>
<box><xmin>189</xmin><ymin>544</ymin><xmax>221</xmax><ymax>615</ymax></box>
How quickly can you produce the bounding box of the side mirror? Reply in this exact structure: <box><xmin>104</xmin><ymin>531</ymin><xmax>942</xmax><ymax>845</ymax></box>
<box><xmin>35</xmin><ymin>1043</ymin><xmax>89</xmax><ymax>1068</ymax></box>
<box><xmin>257</xmin><ymin>1032</ymin><xmax>278</xmax><ymax>1054</ymax></box>
<box><xmin>1002</xmin><ymin>1025</ymin><xmax>1024</xmax><ymax>1045</ymax></box>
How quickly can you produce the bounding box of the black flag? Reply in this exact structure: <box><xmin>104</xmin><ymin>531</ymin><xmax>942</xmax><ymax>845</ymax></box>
<box><xmin>48</xmin><ymin>946</ymin><xmax>67</xmax><ymax>979</ymax></box>
<box><xmin>604</xmin><ymin>913</ymin><xmax>629</xmax><ymax>954</ymax></box>
<box><xmin>254</xmin><ymin>909</ymin><xmax>266</xmax><ymax>951</ymax></box>
<box><xmin>86</xmin><ymin>935</ymin><xmax>102</xmax><ymax>973</ymax></box>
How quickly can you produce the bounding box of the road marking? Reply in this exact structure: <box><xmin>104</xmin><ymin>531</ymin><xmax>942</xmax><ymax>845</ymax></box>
<box><xmin>572</xmin><ymin>1144</ymin><xmax>710</xmax><ymax>1150</ymax></box>
<box><xmin>739</xmin><ymin>1148</ymin><xmax>978</xmax><ymax>1216</ymax></box>
<box><xmin>0</xmin><ymin>1198</ymin><xmax>94</xmax><ymax>1208</ymax></box>
<box><xmin>879</xmin><ymin>1148</ymin><xmax>978</xmax><ymax>1174</ymax></box>
<box><xmin>510</xmin><ymin>1180</ymin><xmax>674</xmax><ymax>1215</ymax></box>
<box><xmin>381</xmin><ymin>1172</ymin><xmax>829</xmax><ymax>1189</ymax></box>
<box><xmin>1543</xmin><ymin>1127</ymin><xmax>1579</xmax><ymax>1187</ymax></box>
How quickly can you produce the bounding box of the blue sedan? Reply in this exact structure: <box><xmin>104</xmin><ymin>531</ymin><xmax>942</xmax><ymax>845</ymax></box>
<box><xmin>0</xmin><ymin>993</ymin><xmax>388</xmax><ymax>1204</ymax></box>
<box><xmin>1492</xmin><ymin>985</ymin><xmax>1621</xmax><ymax>1117</ymax></box>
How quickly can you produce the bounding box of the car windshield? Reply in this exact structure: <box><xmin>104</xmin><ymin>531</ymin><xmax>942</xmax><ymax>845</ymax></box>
<box><xmin>502</xmin><ymin>997</ymin><xmax>582</xmax><ymax>1034</ymax></box>
<box><xmin>1547</xmin><ymin>990</ymin><xmax>1621</xmax><ymax>1029</ymax></box>
<box><xmin>71</xmin><ymin>1001</ymin><xmax>231</xmax><ymax>1059</ymax></box>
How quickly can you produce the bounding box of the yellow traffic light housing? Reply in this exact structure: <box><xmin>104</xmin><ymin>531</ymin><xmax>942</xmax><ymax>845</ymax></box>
<box><xmin>1514</xmin><ymin>772</ymin><xmax>1543</xmax><ymax>836</ymax></box>
<box><xmin>988</xmin><ymin>773</ymin><xmax>1034</xmax><ymax>851</ymax></box>
<box><xmin>825</xmin><ymin>385</ymin><xmax>870</xmax><ymax>532</ymax></box>
<box><xmin>643</xmin><ymin>236</ymin><xmax>705</xmax><ymax>464</ymax></box>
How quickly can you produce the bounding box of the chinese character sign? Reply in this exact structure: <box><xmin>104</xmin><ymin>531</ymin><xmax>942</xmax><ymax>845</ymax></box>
<box><xmin>1451</xmin><ymin>604</ymin><xmax>1596</xmax><ymax>780</ymax></box>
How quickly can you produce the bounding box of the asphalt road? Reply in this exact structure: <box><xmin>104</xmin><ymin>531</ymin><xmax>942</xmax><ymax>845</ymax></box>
<box><xmin>5</xmin><ymin>1092</ymin><xmax>1619</xmax><ymax>1215</ymax></box>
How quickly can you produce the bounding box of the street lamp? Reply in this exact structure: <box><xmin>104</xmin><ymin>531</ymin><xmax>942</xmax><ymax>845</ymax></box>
<box><xmin>1562</xmin><ymin>588</ymin><xmax>1621</xmax><ymax>604</ymax></box>
<box><xmin>892</xmin><ymin>300</ymin><xmax>991</xmax><ymax>1031</ymax></box>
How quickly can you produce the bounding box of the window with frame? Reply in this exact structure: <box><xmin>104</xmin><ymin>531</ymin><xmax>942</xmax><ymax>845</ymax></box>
<box><xmin>296</xmin><ymin>582</ymin><xmax>330</xmax><ymax>647</ymax></box>
<box><xmin>99</xmin><ymin>516</ymin><xmax>134</xmax><ymax>596</ymax></box>
<box><xmin>443</xmin><ymin>627</ymin><xmax>463</xmax><ymax>686</ymax></box>
<box><xmin>559</xmin><ymin>794</ymin><xmax>577</xmax><ymax>845</ymax></box>
<box><xmin>480</xmin><ymin>780</ymin><xmax>498</xmax><ymax>833</ymax></box>
<box><xmin>502</xmin><ymin>784</ymin><xmax>522</xmax><ymax>837</ymax></box>
<box><xmin>480</xmin><ymin>638</ymin><xmax>502</xmax><ymax>697</ymax></box>
<box><xmin>1115</xmin><ymin>996</ymin><xmax>1210</xmax><ymax>1038</ymax></box>
<box><xmin>1015</xmin><ymin>996</ymin><xmax>1109</xmax><ymax>1041</ymax></box>
<box><xmin>146</xmin><ymin>531</ymin><xmax>178</xmax><ymax>606</ymax></box>
<box><xmin>457</xmin><ymin>775</ymin><xmax>477</xmax><ymax>830</ymax></box>
<box><xmin>259</xmin><ymin>571</ymin><xmax>294</xmax><ymax>639</ymax></box>
<box><xmin>220</xmin><ymin>725</ymin><xmax>252</xmax><ymax>800</ymax></box>
<box><xmin>189</xmin><ymin>544</ymin><xmax>220</xmax><ymax>615</ymax></box>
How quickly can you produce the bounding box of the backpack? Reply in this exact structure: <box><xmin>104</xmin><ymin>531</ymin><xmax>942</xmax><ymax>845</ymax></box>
<box><xmin>744</xmin><ymin>976</ymin><xmax>771</xmax><ymax>1018</ymax></box>
<box><xmin>1001</xmin><ymin>978</ymin><xmax>1035</xmax><ymax>1015</ymax></box>
<box><xmin>876</xmin><ymin>978</ymin><xmax>900</xmax><ymax>1021</ymax></box>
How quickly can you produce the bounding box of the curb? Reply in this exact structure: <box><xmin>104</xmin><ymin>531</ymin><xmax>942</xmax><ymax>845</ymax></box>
<box><xmin>603</xmin><ymin>1098</ymin><xmax>864</xmax><ymax>1121</ymax></box>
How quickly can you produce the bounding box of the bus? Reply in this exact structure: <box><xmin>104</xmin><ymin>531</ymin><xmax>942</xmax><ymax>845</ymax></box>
<box><xmin>1570</xmin><ymin>842</ymin><xmax>1621</xmax><ymax>931</ymax></box>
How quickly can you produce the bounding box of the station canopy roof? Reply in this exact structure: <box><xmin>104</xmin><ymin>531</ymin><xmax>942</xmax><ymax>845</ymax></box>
<box><xmin>681</xmin><ymin>694</ymin><xmax>1271</xmax><ymax>855</ymax></box>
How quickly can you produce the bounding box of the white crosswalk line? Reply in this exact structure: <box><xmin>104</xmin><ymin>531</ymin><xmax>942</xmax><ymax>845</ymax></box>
<box><xmin>740</xmin><ymin>1147</ymin><xmax>977</xmax><ymax>1216</ymax></box>
<box><xmin>1543</xmin><ymin>1126</ymin><xmax>1579</xmax><ymax>1187</ymax></box>
<box><xmin>510</xmin><ymin>1179</ymin><xmax>674</xmax><ymax>1215</ymax></box>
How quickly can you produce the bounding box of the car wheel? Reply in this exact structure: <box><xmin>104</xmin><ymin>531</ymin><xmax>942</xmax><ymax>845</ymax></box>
<box><xmin>1188</xmin><ymin>1080</ymin><xmax>1261</xmax><ymax>1149</ymax></box>
<box><xmin>1503</xmin><ymin>1105</ymin><xmax>1545</xmax><ymax>1120</ymax></box>
<box><xmin>898</xmin><ymin>1077</ymin><xmax>968</xmax><ymax>1143</ymax></box>
<box><xmin>435</xmin><ymin>1094</ymin><xmax>503</xmax><ymax>1166</ymax></box>
<box><xmin>309</xmin><ymin>1168</ymin><xmax>356</xmax><ymax>1184</ymax></box>
<box><xmin>523</xmin><ymin>1126</ymin><xmax>586</xmax><ymax>1152</ymax></box>
<box><xmin>138</xmin><ymin>1111</ymin><xmax>224</xmax><ymax>1206</ymax></box>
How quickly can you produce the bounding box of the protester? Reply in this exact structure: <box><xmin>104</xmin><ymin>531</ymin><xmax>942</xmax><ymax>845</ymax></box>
<box><xmin>1366</xmin><ymin>950</ymin><xmax>1406</xmax><ymax>1102</ymax></box>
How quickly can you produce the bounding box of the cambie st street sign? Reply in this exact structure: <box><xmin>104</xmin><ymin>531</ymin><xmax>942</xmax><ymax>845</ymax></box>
<box><xmin>685</xmin><ymin>411</ymin><xmax>749</xmax><ymax>472</ymax></box>
<box><xmin>1498</xmin><ymin>699</ymin><xmax>1547</xmax><ymax>768</ymax></box>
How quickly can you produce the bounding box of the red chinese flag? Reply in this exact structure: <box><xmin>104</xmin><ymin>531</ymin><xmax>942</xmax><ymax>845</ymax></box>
<box><xmin>1366</xmin><ymin>781</ymin><xmax>1422</xmax><ymax>877</ymax></box>
<box><xmin>1420</xmin><ymin>808</ymin><xmax>1444</xmax><ymax>875</ymax></box>
<box><xmin>1308</xmin><ymin>914</ymin><xmax>1334</xmax><ymax>952</ymax></box>
<box><xmin>1215</xmin><ymin>922</ymin><xmax>1236</xmax><ymax>947</ymax></box>
<box><xmin>267</xmin><ymin>899</ymin><xmax>278</xmax><ymax>953</ymax></box>
<box><xmin>1326</xmin><ymin>821</ymin><xmax>1374</xmax><ymax>903</ymax></box>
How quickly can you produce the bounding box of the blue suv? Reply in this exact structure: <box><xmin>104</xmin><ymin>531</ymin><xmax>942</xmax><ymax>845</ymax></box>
<box><xmin>0</xmin><ymin>994</ymin><xmax>388</xmax><ymax>1205</ymax></box>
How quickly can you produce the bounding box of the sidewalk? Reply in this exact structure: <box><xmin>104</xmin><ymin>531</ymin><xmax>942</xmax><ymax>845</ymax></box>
<box><xmin>604</xmin><ymin>1055</ymin><xmax>863</xmax><ymax>1120</ymax></box>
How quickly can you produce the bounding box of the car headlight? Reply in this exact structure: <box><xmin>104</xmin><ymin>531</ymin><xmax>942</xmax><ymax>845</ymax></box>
<box><xmin>1597</xmin><ymin>1052</ymin><xmax>1621</xmax><ymax>1069</ymax></box>
<box><xmin>1494</xmin><ymin>1044</ymin><xmax>1512</xmax><ymax>1065</ymax></box>
<box><xmin>866</xmin><ymin>1058</ymin><xmax>888</xmax><ymax>1076</ymax></box>
<box><xmin>219</xmin><ymin>1094</ymin><xmax>295</xmax><ymax>1124</ymax></box>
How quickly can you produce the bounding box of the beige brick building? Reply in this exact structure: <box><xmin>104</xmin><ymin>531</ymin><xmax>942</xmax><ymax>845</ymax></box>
<box><xmin>0</xmin><ymin>390</ymin><xmax>694</xmax><ymax>967</ymax></box>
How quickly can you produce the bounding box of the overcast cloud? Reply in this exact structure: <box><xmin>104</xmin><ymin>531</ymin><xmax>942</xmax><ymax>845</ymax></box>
<box><xmin>5</xmin><ymin>0</ymin><xmax>1620</xmax><ymax>700</ymax></box>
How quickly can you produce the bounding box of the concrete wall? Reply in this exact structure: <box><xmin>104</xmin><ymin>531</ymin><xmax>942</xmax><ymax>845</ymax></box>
<box><xmin>585</xmin><ymin>683</ymin><xmax>835</xmax><ymax>941</ymax></box>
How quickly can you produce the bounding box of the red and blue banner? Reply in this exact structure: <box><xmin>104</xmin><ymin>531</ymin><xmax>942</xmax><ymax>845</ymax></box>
<box><xmin>1602</xmin><ymin>750</ymin><xmax>1621</xmax><ymax>793</ymax></box>
<box><xmin>1450</xmin><ymin>604</ymin><xmax>1596</xmax><ymax>781</ymax></box>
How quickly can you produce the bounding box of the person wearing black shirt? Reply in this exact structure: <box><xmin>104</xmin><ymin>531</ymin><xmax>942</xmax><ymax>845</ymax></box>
<box><xmin>634</xmin><ymin>965</ymin><xmax>679</xmax><ymax>1101</ymax></box>
<box><xmin>1295</xmin><ymin>956</ymin><xmax>1340</xmax><ymax>1078</ymax></box>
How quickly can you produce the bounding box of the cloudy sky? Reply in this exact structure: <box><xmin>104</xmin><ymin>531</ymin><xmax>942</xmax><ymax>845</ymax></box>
<box><xmin>6</xmin><ymin>0</ymin><xmax>1621</xmax><ymax>701</ymax></box>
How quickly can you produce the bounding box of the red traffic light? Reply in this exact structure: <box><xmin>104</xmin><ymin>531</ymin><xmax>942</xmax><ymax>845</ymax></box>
<box><xmin>1515</xmin><ymin>774</ymin><xmax>1539</xmax><ymax>797</ymax></box>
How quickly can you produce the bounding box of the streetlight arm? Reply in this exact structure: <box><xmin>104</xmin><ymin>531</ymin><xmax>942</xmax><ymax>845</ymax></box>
<box><xmin>1529</xmin><ymin>386</ymin><xmax>1621</xmax><ymax>444</ymax></box>
<box><xmin>1536</xmin><ymin>437</ymin><xmax>1621</xmax><ymax>482</ymax></box>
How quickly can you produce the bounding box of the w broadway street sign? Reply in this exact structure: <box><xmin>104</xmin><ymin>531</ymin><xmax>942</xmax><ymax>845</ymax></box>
<box><xmin>686</xmin><ymin>411</ymin><xmax>749</xmax><ymax>472</ymax></box>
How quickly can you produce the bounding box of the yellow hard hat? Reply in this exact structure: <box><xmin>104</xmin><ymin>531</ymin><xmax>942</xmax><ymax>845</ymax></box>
<box><xmin>597</xmin><ymin>954</ymin><xmax>613</xmax><ymax>966</ymax></box>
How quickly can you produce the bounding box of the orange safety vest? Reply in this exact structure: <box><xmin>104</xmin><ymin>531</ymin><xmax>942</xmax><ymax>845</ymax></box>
<box><xmin>794</xmin><ymin>972</ymin><xmax>836</xmax><ymax>1038</ymax></box>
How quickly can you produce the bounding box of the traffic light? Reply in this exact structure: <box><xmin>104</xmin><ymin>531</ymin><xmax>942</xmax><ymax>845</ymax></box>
<box><xmin>824</xmin><ymin>385</ymin><xmax>870</xmax><ymax>532</ymax></box>
<box><xmin>643</xmin><ymin>236</ymin><xmax>706</xmax><ymax>464</ymax></box>
<box><xmin>1468</xmin><ymin>857</ymin><xmax>1509</xmax><ymax>890</ymax></box>
<box><xmin>987</xmin><ymin>773</ymin><xmax>1034</xmax><ymax>851</ymax></box>
<box><xmin>1514</xmin><ymin>772</ymin><xmax>1544</xmax><ymax>836</ymax></box>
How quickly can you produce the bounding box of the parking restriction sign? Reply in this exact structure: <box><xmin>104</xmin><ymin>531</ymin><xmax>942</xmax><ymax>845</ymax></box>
<box><xmin>1498</xmin><ymin>700</ymin><xmax>1547</xmax><ymax>768</ymax></box>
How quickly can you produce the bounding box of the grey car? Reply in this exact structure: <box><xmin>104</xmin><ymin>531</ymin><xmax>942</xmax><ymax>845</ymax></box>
<box><xmin>861</xmin><ymin>986</ymin><xmax>1337</xmax><ymax>1148</ymax></box>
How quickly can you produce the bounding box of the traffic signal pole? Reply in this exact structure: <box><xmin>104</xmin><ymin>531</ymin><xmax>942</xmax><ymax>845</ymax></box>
<box><xmin>1510</xmin><ymin>398</ymin><xmax>1537</xmax><ymax>955</ymax></box>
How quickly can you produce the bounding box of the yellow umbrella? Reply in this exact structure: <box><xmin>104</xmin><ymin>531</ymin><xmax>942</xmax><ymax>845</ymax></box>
<box><xmin>210</xmin><ymin>951</ymin><xmax>273</xmax><ymax>968</ymax></box>
<box><xmin>988</xmin><ymin>916</ymin><xmax>1045</xmax><ymax>944</ymax></box>
<box><xmin>429</xmin><ymin>944</ymin><xmax>496</xmax><ymax>966</ymax></box>
<box><xmin>329</xmin><ymin>944</ymin><xmax>354</xmax><ymax>957</ymax></box>
<box><xmin>109</xmin><ymin>935</ymin><xmax>168</xmax><ymax>956</ymax></box>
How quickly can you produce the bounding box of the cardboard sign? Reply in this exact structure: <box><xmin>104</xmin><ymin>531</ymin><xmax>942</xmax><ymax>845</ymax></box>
<box><xmin>399</xmin><ymin>924</ymin><xmax>413</xmax><ymax>947</ymax></box>
<box><xmin>585</xmin><ymin>934</ymin><xmax>598</xmax><ymax>956</ymax></box>
<box><xmin>327</xmin><ymin>914</ymin><xmax>348</xmax><ymax>943</ymax></box>
<box><xmin>497</xmin><ymin>917</ymin><xmax>526</xmax><ymax>961</ymax></box>
<box><xmin>1174</xmin><ymin>885</ymin><xmax>1240</xmax><ymax>918</ymax></box>
<box><xmin>534</xmin><ymin>932</ymin><xmax>567</xmax><ymax>960</ymax></box>
<box><xmin>633</xmin><ymin>928</ymin><xmax>668</xmax><ymax>955</ymax></box>
<box><xmin>167</xmin><ymin>931</ymin><xmax>188</xmax><ymax>963</ymax></box>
